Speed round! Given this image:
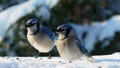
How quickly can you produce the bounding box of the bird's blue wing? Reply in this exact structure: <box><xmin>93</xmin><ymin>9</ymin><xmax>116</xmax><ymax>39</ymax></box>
<box><xmin>75</xmin><ymin>37</ymin><xmax>88</xmax><ymax>53</ymax></box>
<box><xmin>41</xmin><ymin>25</ymin><xmax>55</xmax><ymax>40</ymax></box>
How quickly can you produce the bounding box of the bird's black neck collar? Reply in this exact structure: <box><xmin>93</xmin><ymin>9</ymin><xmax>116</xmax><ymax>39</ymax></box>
<box><xmin>58</xmin><ymin>28</ymin><xmax>71</xmax><ymax>40</ymax></box>
<box><xmin>30</xmin><ymin>23</ymin><xmax>40</xmax><ymax>35</ymax></box>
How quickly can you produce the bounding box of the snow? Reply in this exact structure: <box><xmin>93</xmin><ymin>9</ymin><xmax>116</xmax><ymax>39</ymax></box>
<box><xmin>45</xmin><ymin>0</ymin><xmax>59</xmax><ymax>8</ymax></box>
<box><xmin>36</xmin><ymin>6</ymin><xmax>50</xmax><ymax>21</ymax></box>
<box><xmin>0</xmin><ymin>52</ymin><xmax>120</xmax><ymax>68</ymax></box>
<box><xmin>0</xmin><ymin>0</ymin><xmax>59</xmax><ymax>41</ymax></box>
<box><xmin>84</xmin><ymin>23</ymin><xmax>103</xmax><ymax>53</ymax></box>
<box><xmin>68</xmin><ymin>16</ymin><xmax>120</xmax><ymax>52</ymax></box>
<box><xmin>99</xmin><ymin>15</ymin><xmax>120</xmax><ymax>40</ymax></box>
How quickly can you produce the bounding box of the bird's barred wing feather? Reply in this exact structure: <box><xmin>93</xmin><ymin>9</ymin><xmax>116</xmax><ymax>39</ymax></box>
<box><xmin>74</xmin><ymin>37</ymin><xmax>88</xmax><ymax>53</ymax></box>
<box><xmin>41</xmin><ymin>25</ymin><xmax>55</xmax><ymax>40</ymax></box>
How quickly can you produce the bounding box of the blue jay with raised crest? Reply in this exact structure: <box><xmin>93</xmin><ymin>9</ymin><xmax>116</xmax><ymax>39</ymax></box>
<box><xmin>55</xmin><ymin>24</ymin><xmax>95</xmax><ymax>62</ymax></box>
<box><xmin>26</xmin><ymin>18</ymin><xmax>55</xmax><ymax>58</ymax></box>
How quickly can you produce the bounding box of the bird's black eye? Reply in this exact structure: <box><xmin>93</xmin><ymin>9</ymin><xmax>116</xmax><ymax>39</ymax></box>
<box><xmin>31</xmin><ymin>22</ymin><xmax>35</xmax><ymax>25</ymax></box>
<box><xmin>61</xmin><ymin>29</ymin><xmax>65</xmax><ymax>31</ymax></box>
<box><xmin>26</xmin><ymin>18</ymin><xmax>38</xmax><ymax>28</ymax></box>
<box><xmin>26</xmin><ymin>22</ymin><xmax>35</xmax><ymax>28</ymax></box>
<box><xmin>58</xmin><ymin>27</ymin><xmax>65</xmax><ymax>31</ymax></box>
<box><xmin>30</xmin><ymin>22</ymin><xmax>35</xmax><ymax>26</ymax></box>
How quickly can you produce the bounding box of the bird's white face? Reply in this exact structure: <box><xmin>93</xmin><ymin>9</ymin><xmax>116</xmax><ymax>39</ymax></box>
<box><xmin>27</xmin><ymin>24</ymin><xmax>38</xmax><ymax>35</ymax></box>
<box><xmin>26</xmin><ymin>18</ymin><xmax>39</xmax><ymax>35</ymax></box>
<box><xmin>56</xmin><ymin>31</ymin><xmax>66</xmax><ymax>40</ymax></box>
<box><xmin>56</xmin><ymin>25</ymin><xmax>72</xmax><ymax>40</ymax></box>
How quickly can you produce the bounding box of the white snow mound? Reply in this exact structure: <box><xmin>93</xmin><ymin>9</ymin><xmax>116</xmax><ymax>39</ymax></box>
<box><xmin>0</xmin><ymin>52</ymin><xmax>120</xmax><ymax>68</ymax></box>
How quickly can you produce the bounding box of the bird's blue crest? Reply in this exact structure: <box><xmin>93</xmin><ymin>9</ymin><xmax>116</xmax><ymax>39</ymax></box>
<box><xmin>57</xmin><ymin>24</ymin><xmax>72</xmax><ymax>30</ymax></box>
<box><xmin>26</xmin><ymin>18</ymin><xmax>38</xmax><ymax>25</ymax></box>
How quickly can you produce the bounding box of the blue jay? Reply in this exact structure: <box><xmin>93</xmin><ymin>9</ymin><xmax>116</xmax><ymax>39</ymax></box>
<box><xmin>55</xmin><ymin>24</ymin><xmax>95</xmax><ymax>62</ymax></box>
<box><xmin>26</xmin><ymin>18</ymin><xmax>55</xmax><ymax>58</ymax></box>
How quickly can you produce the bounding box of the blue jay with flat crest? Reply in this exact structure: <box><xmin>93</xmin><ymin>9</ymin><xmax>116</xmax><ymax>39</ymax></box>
<box><xmin>55</xmin><ymin>24</ymin><xmax>95</xmax><ymax>62</ymax></box>
<box><xmin>26</xmin><ymin>18</ymin><xmax>55</xmax><ymax>58</ymax></box>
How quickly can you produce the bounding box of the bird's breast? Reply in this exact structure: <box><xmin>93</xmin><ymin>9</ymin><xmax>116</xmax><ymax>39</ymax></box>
<box><xmin>27</xmin><ymin>33</ymin><xmax>55</xmax><ymax>53</ymax></box>
<box><xmin>56</xmin><ymin>38</ymin><xmax>82</xmax><ymax>61</ymax></box>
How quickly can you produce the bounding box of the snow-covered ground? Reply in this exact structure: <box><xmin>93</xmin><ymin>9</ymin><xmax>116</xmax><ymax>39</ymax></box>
<box><xmin>0</xmin><ymin>52</ymin><xmax>120</xmax><ymax>68</ymax></box>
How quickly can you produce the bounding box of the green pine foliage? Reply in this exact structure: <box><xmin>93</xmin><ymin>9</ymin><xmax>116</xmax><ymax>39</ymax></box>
<box><xmin>92</xmin><ymin>32</ymin><xmax>120</xmax><ymax>55</ymax></box>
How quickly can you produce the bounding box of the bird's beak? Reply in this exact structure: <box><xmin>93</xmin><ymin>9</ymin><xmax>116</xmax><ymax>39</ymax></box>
<box><xmin>25</xmin><ymin>24</ymin><xmax>31</xmax><ymax>28</ymax></box>
<box><xmin>51</xmin><ymin>29</ymin><xmax>59</xmax><ymax>39</ymax></box>
<box><xmin>54</xmin><ymin>30</ymin><xmax>61</xmax><ymax>33</ymax></box>
<box><xmin>51</xmin><ymin>29</ymin><xmax>60</xmax><ymax>32</ymax></box>
<box><xmin>51</xmin><ymin>29</ymin><xmax>56</xmax><ymax>32</ymax></box>
<box><xmin>25</xmin><ymin>25</ymin><xmax>27</xmax><ymax>28</ymax></box>
<box><xmin>52</xmin><ymin>29</ymin><xmax>60</xmax><ymax>35</ymax></box>
<box><xmin>24</xmin><ymin>25</ymin><xmax>27</xmax><ymax>29</ymax></box>
<box><xmin>24</xmin><ymin>25</ymin><xmax>28</xmax><ymax>29</ymax></box>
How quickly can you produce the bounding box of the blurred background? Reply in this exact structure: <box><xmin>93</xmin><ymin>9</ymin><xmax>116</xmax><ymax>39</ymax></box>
<box><xmin>0</xmin><ymin>0</ymin><xmax>120</xmax><ymax>57</ymax></box>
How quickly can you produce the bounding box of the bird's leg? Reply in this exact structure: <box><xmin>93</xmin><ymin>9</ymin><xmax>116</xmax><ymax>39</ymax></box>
<box><xmin>35</xmin><ymin>52</ymin><xmax>40</xmax><ymax>58</ymax></box>
<box><xmin>69</xmin><ymin>61</ymin><xmax>72</xmax><ymax>63</ymax></box>
<box><xmin>48</xmin><ymin>51</ymin><xmax>51</xmax><ymax>59</ymax></box>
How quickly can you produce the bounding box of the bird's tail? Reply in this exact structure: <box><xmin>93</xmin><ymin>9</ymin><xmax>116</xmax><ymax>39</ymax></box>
<box><xmin>83</xmin><ymin>53</ymin><xmax>95</xmax><ymax>63</ymax></box>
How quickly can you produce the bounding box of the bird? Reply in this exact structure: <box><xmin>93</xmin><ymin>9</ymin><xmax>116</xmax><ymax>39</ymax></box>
<box><xmin>26</xmin><ymin>18</ymin><xmax>55</xmax><ymax>59</ymax></box>
<box><xmin>55</xmin><ymin>24</ymin><xmax>95</xmax><ymax>63</ymax></box>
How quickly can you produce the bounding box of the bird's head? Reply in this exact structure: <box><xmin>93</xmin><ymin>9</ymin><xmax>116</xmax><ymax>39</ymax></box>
<box><xmin>26</xmin><ymin>18</ymin><xmax>40</xmax><ymax>35</ymax></box>
<box><xmin>55</xmin><ymin>24</ymin><xmax>72</xmax><ymax>40</ymax></box>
